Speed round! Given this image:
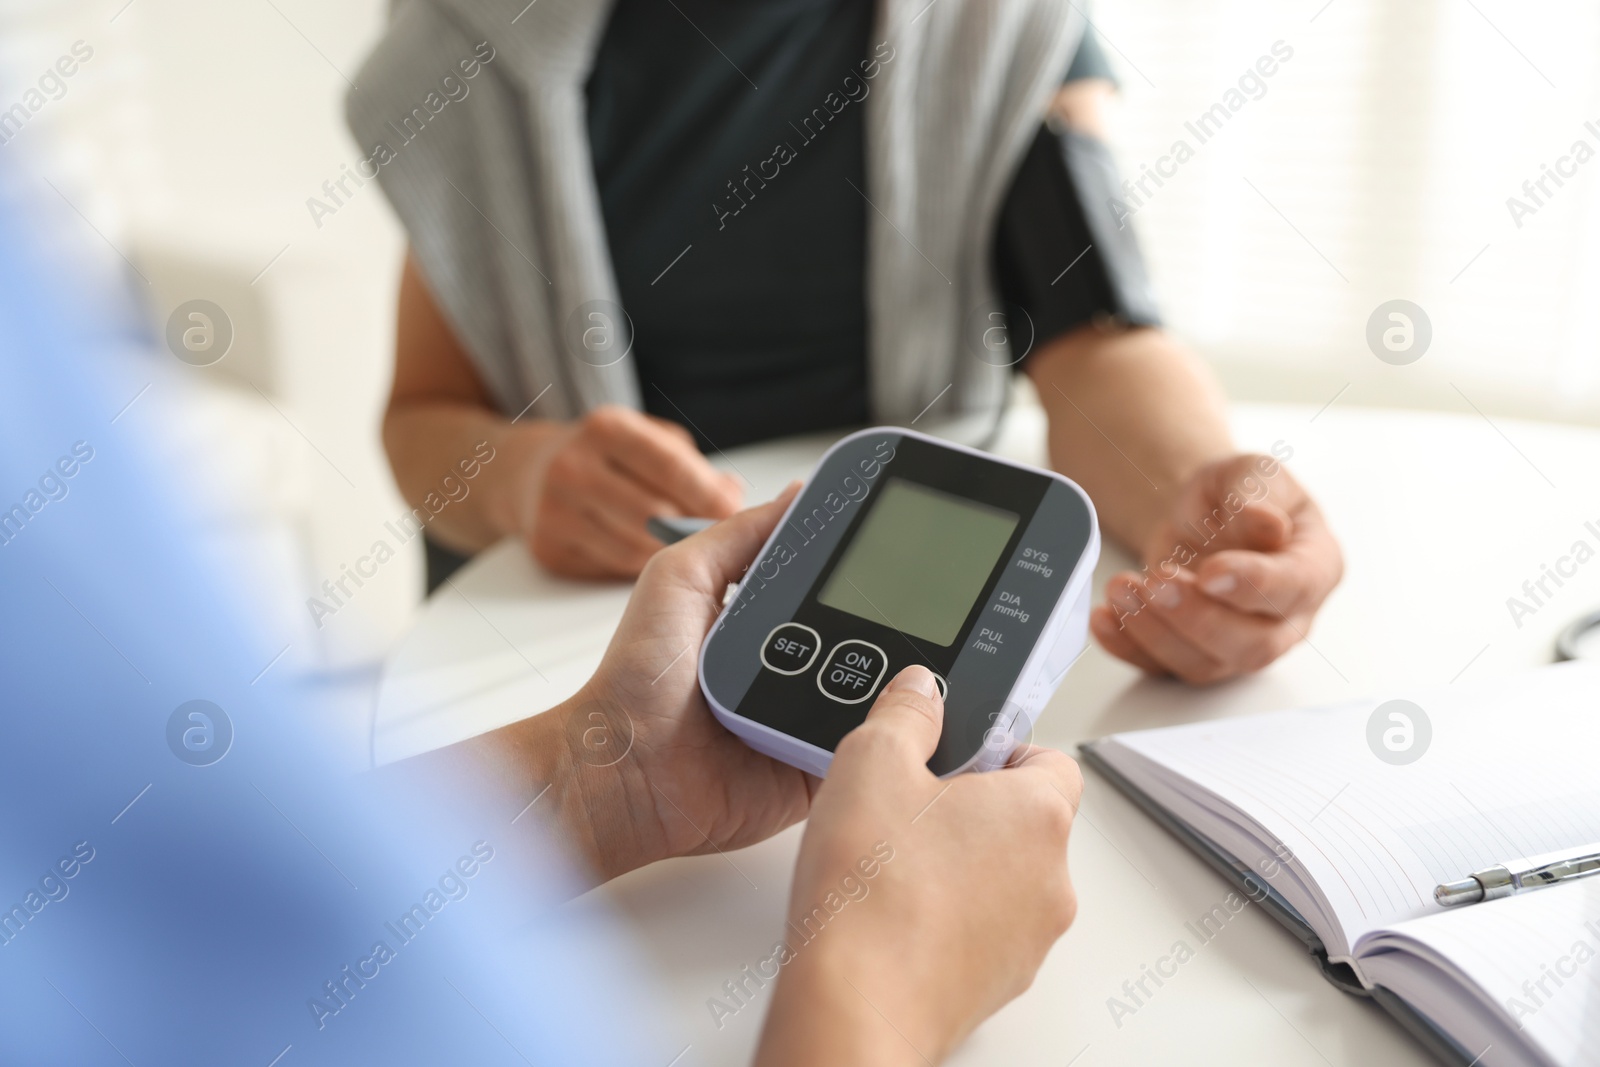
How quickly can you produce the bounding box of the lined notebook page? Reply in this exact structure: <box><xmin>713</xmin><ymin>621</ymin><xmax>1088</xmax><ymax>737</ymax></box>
<box><xmin>1359</xmin><ymin>877</ymin><xmax>1600</xmax><ymax>1067</ymax></box>
<box><xmin>1101</xmin><ymin>661</ymin><xmax>1600</xmax><ymax>961</ymax></box>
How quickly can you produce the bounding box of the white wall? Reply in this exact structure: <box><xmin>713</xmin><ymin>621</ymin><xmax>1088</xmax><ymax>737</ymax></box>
<box><xmin>2</xmin><ymin>0</ymin><xmax>413</xmax><ymax>675</ymax></box>
<box><xmin>1093</xmin><ymin>0</ymin><xmax>1600</xmax><ymax>425</ymax></box>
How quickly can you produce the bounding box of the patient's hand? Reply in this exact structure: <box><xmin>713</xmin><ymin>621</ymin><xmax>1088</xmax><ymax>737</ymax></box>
<box><xmin>757</xmin><ymin>667</ymin><xmax>1082</xmax><ymax>1066</ymax></box>
<box><xmin>549</xmin><ymin>484</ymin><xmax>816</xmax><ymax>880</ymax></box>
<box><xmin>519</xmin><ymin>405</ymin><xmax>742</xmax><ymax>579</ymax></box>
<box><xmin>1090</xmin><ymin>452</ymin><xmax>1344</xmax><ymax>685</ymax></box>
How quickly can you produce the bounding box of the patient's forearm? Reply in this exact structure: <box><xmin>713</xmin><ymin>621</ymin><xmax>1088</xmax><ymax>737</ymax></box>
<box><xmin>1026</xmin><ymin>324</ymin><xmax>1233</xmax><ymax>553</ymax></box>
<box><xmin>385</xmin><ymin>250</ymin><xmax>566</xmax><ymax>555</ymax></box>
<box><xmin>381</xmin><ymin>402</ymin><xmax>557</xmax><ymax>554</ymax></box>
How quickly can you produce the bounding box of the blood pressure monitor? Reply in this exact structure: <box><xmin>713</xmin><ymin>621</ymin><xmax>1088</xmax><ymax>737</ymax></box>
<box><xmin>699</xmin><ymin>428</ymin><xmax>1099</xmax><ymax>778</ymax></box>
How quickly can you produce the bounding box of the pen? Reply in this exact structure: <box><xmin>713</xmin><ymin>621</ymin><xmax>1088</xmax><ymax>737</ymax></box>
<box><xmin>646</xmin><ymin>516</ymin><xmax>716</xmax><ymax>545</ymax></box>
<box><xmin>1434</xmin><ymin>842</ymin><xmax>1600</xmax><ymax>906</ymax></box>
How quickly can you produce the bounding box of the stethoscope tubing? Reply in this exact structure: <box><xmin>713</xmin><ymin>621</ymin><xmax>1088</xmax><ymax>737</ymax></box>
<box><xmin>1555</xmin><ymin>608</ymin><xmax>1600</xmax><ymax>662</ymax></box>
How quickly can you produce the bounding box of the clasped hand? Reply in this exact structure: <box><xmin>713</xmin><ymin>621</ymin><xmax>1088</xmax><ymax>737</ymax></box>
<box><xmin>1091</xmin><ymin>452</ymin><xmax>1343</xmax><ymax>685</ymax></box>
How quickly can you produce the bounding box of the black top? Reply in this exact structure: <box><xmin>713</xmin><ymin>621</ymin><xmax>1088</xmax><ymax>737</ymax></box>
<box><xmin>585</xmin><ymin>0</ymin><xmax>1135</xmax><ymax>451</ymax></box>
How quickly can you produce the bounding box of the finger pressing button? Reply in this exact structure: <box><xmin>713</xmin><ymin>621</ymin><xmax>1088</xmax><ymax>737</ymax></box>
<box><xmin>817</xmin><ymin>640</ymin><xmax>888</xmax><ymax>704</ymax></box>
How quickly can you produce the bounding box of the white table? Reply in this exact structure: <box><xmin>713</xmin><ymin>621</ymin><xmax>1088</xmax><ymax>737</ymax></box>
<box><xmin>374</xmin><ymin>400</ymin><xmax>1600</xmax><ymax>1066</ymax></box>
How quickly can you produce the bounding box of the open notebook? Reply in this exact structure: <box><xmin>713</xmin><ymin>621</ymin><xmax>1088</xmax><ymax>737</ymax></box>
<box><xmin>1081</xmin><ymin>661</ymin><xmax>1600</xmax><ymax>1067</ymax></box>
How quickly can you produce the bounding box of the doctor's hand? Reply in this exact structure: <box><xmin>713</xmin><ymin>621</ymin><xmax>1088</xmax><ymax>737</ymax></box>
<box><xmin>518</xmin><ymin>405</ymin><xmax>743</xmax><ymax>579</ymax></box>
<box><xmin>541</xmin><ymin>483</ymin><xmax>816</xmax><ymax>881</ymax></box>
<box><xmin>1089</xmin><ymin>452</ymin><xmax>1343</xmax><ymax>685</ymax></box>
<box><xmin>757</xmin><ymin>667</ymin><xmax>1082</xmax><ymax>1067</ymax></box>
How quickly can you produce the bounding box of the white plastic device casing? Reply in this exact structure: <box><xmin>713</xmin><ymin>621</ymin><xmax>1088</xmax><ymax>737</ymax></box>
<box><xmin>698</xmin><ymin>427</ymin><xmax>1099</xmax><ymax>779</ymax></box>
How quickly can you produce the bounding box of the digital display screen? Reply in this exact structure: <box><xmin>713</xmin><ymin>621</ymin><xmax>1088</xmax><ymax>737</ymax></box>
<box><xmin>817</xmin><ymin>478</ymin><xmax>1020</xmax><ymax>646</ymax></box>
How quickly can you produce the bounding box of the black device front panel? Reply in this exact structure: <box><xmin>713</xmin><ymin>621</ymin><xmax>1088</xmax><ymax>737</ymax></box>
<box><xmin>704</xmin><ymin>432</ymin><xmax>1088</xmax><ymax>775</ymax></box>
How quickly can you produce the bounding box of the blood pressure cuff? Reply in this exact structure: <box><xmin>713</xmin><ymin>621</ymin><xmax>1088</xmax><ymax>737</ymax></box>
<box><xmin>994</xmin><ymin>124</ymin><xmax>1162</xmax><ymax>362</ymax></box>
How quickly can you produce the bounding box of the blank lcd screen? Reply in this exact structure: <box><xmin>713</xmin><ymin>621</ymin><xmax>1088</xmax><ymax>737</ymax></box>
<box><xmin>817</xmin><ymin>479</ymin><xmax>1020</xmax><ymax>646</ymax></box>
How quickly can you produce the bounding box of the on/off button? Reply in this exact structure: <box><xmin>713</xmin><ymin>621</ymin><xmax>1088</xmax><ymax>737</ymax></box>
<box><xmin>817</xmin><ymin>640</ymin><xmax>888</xmax><ymax>704</ymax></box>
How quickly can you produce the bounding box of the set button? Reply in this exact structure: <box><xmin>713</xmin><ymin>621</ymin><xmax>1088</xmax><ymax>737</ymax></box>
<box><xmin>817</xmin><ymin>640</ymin><xmax>888</xmax><ymax>704</ymax></box>
<box><xmin>762</xmin><ymin>626</ymin><xmax>944</xmax><ymax>706</ymax></box>
<box><xmin>760</xmin><ymin>623</ymin><xmax>821</xmax><ymax>675</ymax></box>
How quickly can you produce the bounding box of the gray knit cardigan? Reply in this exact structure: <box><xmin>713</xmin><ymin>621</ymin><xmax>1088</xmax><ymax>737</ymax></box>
<box><xmin>347</xmin><ymin>0</ymin><xmax>1084</xmax><ymax>428</ymax></box>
